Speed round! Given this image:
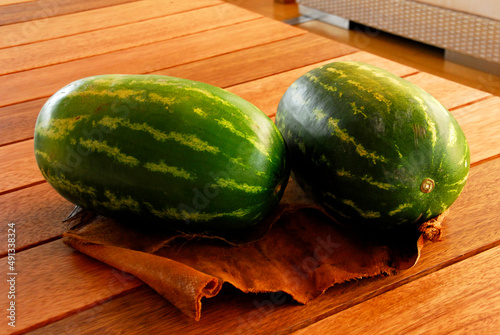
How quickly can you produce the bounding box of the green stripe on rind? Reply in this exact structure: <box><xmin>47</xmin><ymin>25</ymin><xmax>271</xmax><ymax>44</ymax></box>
<box><xmin>228</xmin><ymin>156</ymin><xmax>265</xmax><ymax>176</ymax></box>
<box><xmin>34</xmin><ymin>149</ymin><xmax>51</xmax><ymax>161</ymax></box>
<box><xmin>446</xmin><ymin>124</ymin><xmax>458</xmax><ymax>148</ymax></box>
<box><xmin>322</xmin><ymin>201</ymin><xmax>351</xmax><ymax>219</ymax></box>
<box><xmin>212</xmin><ymin>178</ymin><xmax>264</xmax><ymax>194</ymax></box>
<box><xmin>41</xmin><ymin>171</ymin><xmax>96</xmax><ymax>197</ymax></box>
<box><xmin>145</xmin><ymin>204</ymin><xmax>254</xmax><ymax>222</ymax></box>
<box><xmin>35</xmin><ymin>149</ymin><xmax>75</xmax><ymax>172</ymax></box>
<box><xmin>79</xmin><ymin>138</ymin><xmax>139</xmax><ymax>166</ymax></box>
<box><xmin>99</xmin><ymin>190</ymin><xmax>141</xmax><ymax>213</ymax></box>
<box><xmin>97</xmin><ymin>116</ymin><xmax>220</xmax><ymax>154</ymax></box>
<box><xmin>341</xmin><ymin>199</ymin><xmax>381</xmax><ymax>219</ymax></box>
<box><xmin>327</xmin><ymin>118</ymin><xmax>386</xmax><ymax>164</ymax></box>
<box><xmin>323</xmin><ymin>191</ymin><xmax>381</xmax><ymax>219</ymax></box>
<box><xmin>116</xmin><ymin>77</ymin><xmax>254</xmax><ymax>122</ymax></box>
<box><xmin>182</xmin><ymin>87</ymin><xmax>233</xmax><ymax>108</ymax></box>
<box><xmin>444</xmin><ymin>174</ymin><xmax>469</xmax><ymax>193</ymax></box>
<box><xmin>325</xmin><ymin>66</ymin><xmax>347</xmax><ymax>78</ymax></box>
<box><xmin>325</xmin><ymin>64</ymin><xmax>393</xmax><ymax>114</ymax></box>
<box><xmin>350</xmin><ymin>102</ymin><xmax>367</xmax><ymax>118</ymax></box>
<box><xmin>192</xmin><ymin>107</ymin><xmax>207</xmax><ymax>118</ymax></box>
<box><xmin>415</xmin><ymin>96</ymin><xmax>438</xmax><ymax>148</ymax></box>
<box><xmin>336</xmin><ymin>169</ymin><xmax>393</xmax><ymax>190</ymax></box>
<box><xmin>68</xmin><ymin>88</ymin><xmax>147</xmax><ymax>101</ymax></box>
<box><xmin>35</xmin><ymin>115</ymin><xmax>89</xmax><ymax>140</ymax></box>
<box><xmin>388</xmin><ymin>203</ymin><xmax>413</xmax><ymax>216</ymax></box>
<box><xmin>144</xmin><ymin>161</ymin><xmax>195</xmax><ymax>181</ymax></box>
<box><xmin>305</xmin><ymin>72</ymin><xmax>338</xmax><ymax>93</ymax></box>
<box><xmin>147</xmin><ymin>92</ymin><xmax>176</xmax><ymax>106</ymax></box>
<box><xmin>215</xmin><ymin>118</ymin><xmax>270</xmax><ymax>160</ymax></box>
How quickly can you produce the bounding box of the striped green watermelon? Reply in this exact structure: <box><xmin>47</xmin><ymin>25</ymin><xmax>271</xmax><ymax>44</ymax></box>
<box><xmin>276</xmin><ymin>61</ymin><xmax>469</xmax><ymax>230</ymax></box>
<box><xmin>34</xmin><ymin>74</ymin><xmax>289</xmax><ymax>232</ymax></box>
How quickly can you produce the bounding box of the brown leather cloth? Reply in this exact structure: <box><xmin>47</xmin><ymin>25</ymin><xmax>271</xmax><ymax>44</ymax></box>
<box><xmin>62</xmin><ymin>179</ymin><xmax>445</xmax><ymax>321</ymax></box>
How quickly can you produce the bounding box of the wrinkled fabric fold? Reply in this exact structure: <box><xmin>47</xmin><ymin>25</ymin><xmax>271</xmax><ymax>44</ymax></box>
<box><xmin>62</xmin><ymin>179</ymin><xmax>445</xmax><ymax>320</ymax></box>
<box><xmin>64</xmin><ymin>235</ymin><xmax>222</xmax><ymax>321</ymax></box>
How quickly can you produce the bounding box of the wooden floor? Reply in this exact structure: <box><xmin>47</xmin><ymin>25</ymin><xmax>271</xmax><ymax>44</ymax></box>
<box><xmin>225</xmin><ymin>0</ymin><xmax>500</xmax><ymax>97</ymax></box>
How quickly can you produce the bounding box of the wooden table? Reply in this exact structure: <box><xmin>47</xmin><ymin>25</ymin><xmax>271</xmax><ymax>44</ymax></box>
<box><xmin>1</xmin><ymin>1</ymin><xmax>499</xmax><ymax>334</ymax></box>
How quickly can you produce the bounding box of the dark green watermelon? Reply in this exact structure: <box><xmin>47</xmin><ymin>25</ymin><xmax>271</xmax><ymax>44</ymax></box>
<box><xmin>276</xmin><ymin>61</ymin><xmax>469</xmax><ymax>229</ymax></box>
<box><xmin>34</xmin><ymin>74</ymin><xmax>289</xmax><ymax>232</ymax></box>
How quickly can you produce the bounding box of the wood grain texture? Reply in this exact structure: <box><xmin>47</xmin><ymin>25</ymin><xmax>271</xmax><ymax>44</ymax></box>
<box><xmin>0</xmin><ymin>0</ymin><xmax>139</xmax><ymax>25</ymax></box>
<box><xmin>451</xmin><ymin>96</ymin><xmax>500</xmax><ymax>164</ymax></box>
<box><xmin>0</xmin><ymin>139</ymin><xmax>42</xmax><ymax>194</ymax></box>
<box><xmin>292</xmin><ymin>246</ymin><xmax>500</xmax><ymax>335</ymax></box>
<box><xmin>0</xmin><ymin>0</ymin><xmax>36</xmax><ymax>6</ymax></box>
<box><xmin>0</xmin><ymin>4</ymin><xmax>261</xmax><ymax>75</ymax></box>
<box><xmin>0</xmin><ymin>240</ymin><xmax>143</xmax><ymax>334</ymax></box>
<box><xmin>27</xmin><ymin>285</ymin><xmax>186</xmax><ymax>335</ymax></box>
<box><xmin>0</xmin><ymin>182</ymin><xmax>73</xmax><ymax>255</ymax></box>
<box><xmin>0</xmin><ymin>98</ymin><xmax>45</xmax><ymax>146</ymax></box>
<box><xmin>404</xmin><ymin>72</ymin><xmax>491</xmax><ymax>110</ymax></box>
<box><xmin>0</xmin><ymin>0</ymin><xmax>221</xmax><ymax>48</ymax></box>
<box><xmin>0</xmin><ymin>17</ymin><xmax>305</xmax><ymax>107</ymax></box>
<box><xmin>157</xmin><ymin>33</ymin><xmax>358</xmax><ymax>88</ymax></box>
<box><xmin>10</xmin><ymin>157</ymin><xmax>500</xmax><ymax>334</ymax></box>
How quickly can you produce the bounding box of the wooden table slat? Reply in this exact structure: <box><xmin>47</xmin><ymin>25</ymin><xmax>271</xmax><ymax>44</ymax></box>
<box><xmin>156</xmin><ymin>33</ymin><xmax>358</xmax><ymax>90</ymax></box>
<box><xmin>0</xmin><ymin>182</ymin><xmax>73</xmax><ymax>255</ymax></box>
<box><xmin>0</xmin><ymin>0</ymin><xmax>140</xmax><ymax>25</ymax></box>
<box><xmin>0</xmin><ymin>139</ymin><xmax>42</xmax><ymax>194</ymax></box>
<box><xmin>404</xmin><ymin>72</ymin><xmax>491</xmax><ymax>111</ymax></box>
<box><xmin>0</xmin><ymin>98</ymin><xmax>44</xmax><ymax>146</ymax></box>
<box><xmin>0</xmin><ymin>0</ymin><xmax>37</xmax><ymax>7</ymax></box>
<box><xmin>0</xmin><ymin>0</ymin><xmax>221</xmax><ymax>49</ymax></box>
<box><xmin>451</xmin><ymin>96</ymin><xmax>500</xmax><ymax>164</ymax></box>
<box><xmin>0</xmin><ymin>17</ymin><xmax>306</xmax><ymax>108</ymax></box>
<box><xmin>0</xmin><ymin>3</ymin><xmax>263</xmax><ymax>75</ymax></box>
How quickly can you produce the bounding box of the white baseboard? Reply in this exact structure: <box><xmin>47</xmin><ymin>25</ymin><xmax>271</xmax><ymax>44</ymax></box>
<box><xmin>445</xmin><ymin>50</ymin><xmax>500</xmax><ymax>77</ymax></box>
<box><xmin>293</xmin><ymin>5</ymin><xmax>350</xmax><ymax>29</ymax></box>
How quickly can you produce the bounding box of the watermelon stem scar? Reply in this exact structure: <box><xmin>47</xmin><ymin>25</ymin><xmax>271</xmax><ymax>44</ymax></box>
<box><xmin>420</xmin><ymin>178</ymin><xmax>435</xmax><ymax>193</ymax></box>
